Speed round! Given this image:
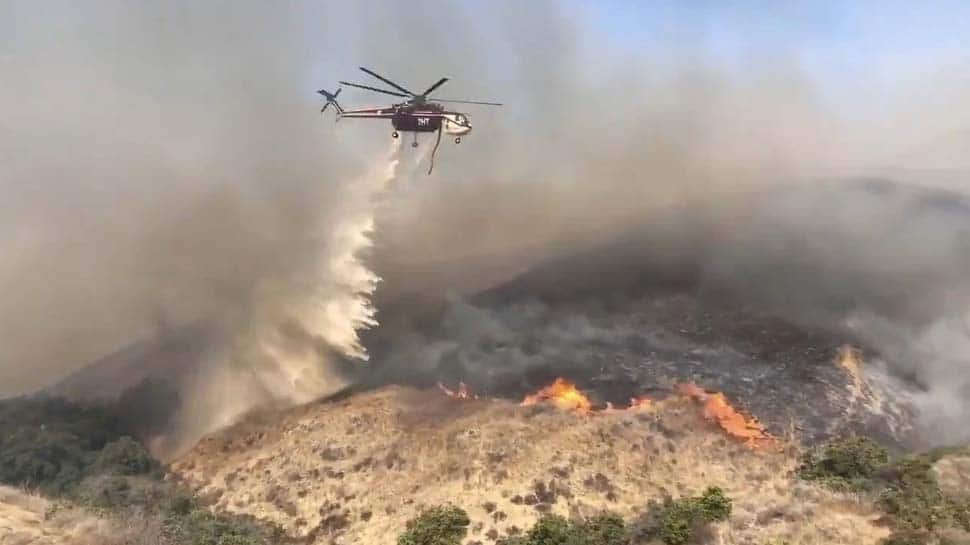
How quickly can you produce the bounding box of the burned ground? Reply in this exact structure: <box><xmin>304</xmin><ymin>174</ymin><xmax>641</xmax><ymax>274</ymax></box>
<box><xmin>362</xmin><ymin>291</ymin><xmax>915</xmax><ymax>450</ymax></box>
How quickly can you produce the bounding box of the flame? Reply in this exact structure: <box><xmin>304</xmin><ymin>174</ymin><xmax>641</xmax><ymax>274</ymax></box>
<box><xmin>521</xmin><ymin>378</ymin><xmax>592</xmax><ymax>414</ymax></box>
<box><xmin>438</xmin><ymin>381</ymin><xmax>476</xmax><ymax>400</ymax></box>
<box><xmin>835</xmin><ymin>343</ymin><xmax>875</xmax><ymax>415</ymax></box>
<box><xmin>837</xmin><ymin>344</ymin><xmax>863</xmax><ymax>376</ymax></box>
<box><xmin>677</xmin><ymin>383</ymin><xmax>774</xmax><ymax>447</ymax></box>
<box><xmin>628</xmin><ymin>396</ymin><xmax>654</xmax><ymax>410</ymax></box>
<box><xmin>442</xmin><ymin>376</ymin><xmax>770</xmax><ymax>448</ymax></box>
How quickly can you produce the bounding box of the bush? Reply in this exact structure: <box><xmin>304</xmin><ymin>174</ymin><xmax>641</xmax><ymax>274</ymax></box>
<box><xmin>878</xmin><ymin>456</ymin><xmax>962</xmax><ymax>533</ymax></box>
<box><xmin>76</xmin><ymin>473</ymin><xmax>175</xmax><ymax>511</ymax></box>
<box><xmin>164</xmin><ymin>508</ymin><xmax>266</xmax><ymax>545</ymax></box>
<box><xmin>0</xmin><ymin>394</ymin><xmax>275</xmax><ymax>545</ymax></box>
<box><xmin>498</xmin><ymin>512</ymin><xmax>626</xmax><ymax>545</ymax></box>
<box><xmin>0</xmin><ymin>398</ymin><xmax>155</xmax><ymax>493</ymax></box>
<box><xmin>75</xmin><ymin>474</ymin><xmax>133</xmax><ymax>509</ymax></box>
<box><xmin>694</xmin><ymin>486</ymin><xmax>732</xmax><ymax>521</ymax></box>
<box><xmin>398</xmin><ymin>505</ymin><xmax>470</xmax><ymax>545</ymax></box>
<box><xmin>799</xmin><ymin>436</ymin><xmax>890</xmax><ymax>491</ymax></box>
<box><xmin>799</xmin><ymin>439</ymin><xmax>970</xmax><ymax>545</ymax></box>
<box><xmin>93</xmin><ymin>436</ymin><xmax>158</xmax><ymax>476</ymax></box>
<box><xmin>0</xmin><ymin>396</ymin><xmax>124</xmax><ymax>494</ymax></box>
<box><xmin>521</xmin><ymin>514</ymin><xmax>575</xmax><ymax>545</ymax></box>
<box><xmin>652</xmin><ymin>487</ymin><xmax>733</xmax><ymax>545</ymax></box>
<box><xmin>577</xmin><ymin>513</ymin><xmax>627</xmax><ymax>545</ymax></box>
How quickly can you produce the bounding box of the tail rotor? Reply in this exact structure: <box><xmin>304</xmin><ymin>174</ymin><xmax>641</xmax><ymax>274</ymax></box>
<box><xmin>317</xmin><ymin>87</ymin><xmax>343</xmax><ymax>116</ymax></box>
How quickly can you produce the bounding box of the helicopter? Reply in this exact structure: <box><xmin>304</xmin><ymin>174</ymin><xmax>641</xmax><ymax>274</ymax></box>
<box><xmin>318</xmin><ymin>67</ymin><xmax>501</xmax><ymax>173</ymax></box>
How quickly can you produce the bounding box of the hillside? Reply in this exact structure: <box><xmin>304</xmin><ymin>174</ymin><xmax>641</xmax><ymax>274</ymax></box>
<box><xmin>171</xmin><ymin>385</ymin><xmax>891</xmax><ymax>545</ymax></box>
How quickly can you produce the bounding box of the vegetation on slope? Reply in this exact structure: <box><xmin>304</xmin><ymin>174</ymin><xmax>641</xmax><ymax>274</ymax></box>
<box><xmin>0</xmin><ymin>384</ymin><xmax>276</xmax><ymax>545</ymax></box>
<box><xmin>398</xmin><ymin>505</ymin><xmax>471</xmax><ymax>545</ymax></box>
<box><xmin>800</xmin><ymin>436</ymin><xmax>970</xmax><ymax>545</ymax></box>
<box><xmin>401</xmin><ymin>489</ymin><xmax>729</xmax><ymax>545</ymax></box>
<box><xmin>400</xmin><ymin>436</ymin><xmax>970</xmax><ymax>545</ymax></box>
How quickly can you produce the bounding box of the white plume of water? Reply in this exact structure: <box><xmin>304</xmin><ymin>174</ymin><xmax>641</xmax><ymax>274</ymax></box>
<box><xmin>163</xmin><ymin>142</ymin><xmax>413</xmax><ymax>458</ymax></box>
<box><xmin>295</xmin><ymin>139</ymin><xmax>404</xmax><ymax>361</ymax></box>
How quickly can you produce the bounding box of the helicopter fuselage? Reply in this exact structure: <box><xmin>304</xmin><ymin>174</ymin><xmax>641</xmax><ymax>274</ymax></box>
<box><xmin>392</xmin><ymin>105</ymin><xmax>443</xmax><ymax>133</ymax></box>
<box><xmin>338</xmin><ymin>101</ymin><xmax>472</xmax><ymax>136</ymax></box>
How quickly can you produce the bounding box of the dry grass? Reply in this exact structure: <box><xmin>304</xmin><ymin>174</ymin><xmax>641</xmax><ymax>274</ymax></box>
<box><xmin>0</xmin><ymin>484</ymin><xmax>167</xmax><ymax>545</ymax></box>
<box><xmin>171</xmin><ymin>385</ymin><xmax>891</xmax><ymax>545</ymax></box>
<box><xmin>934</xmin><ymin>450</ymin><xmax>970</xmax><ymax>497</ymax></box>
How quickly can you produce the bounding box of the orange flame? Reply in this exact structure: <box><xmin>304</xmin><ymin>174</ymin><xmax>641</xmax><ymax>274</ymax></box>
<box><xmin>438</xmin><ymin>381</ymin><xmax>476</xmax><ymax>400</ymax></box>
<box><xmin>837</xmin><ymin>344</ymin><xmax>863</xmax><ymax>375</ymax></box>
<box><xmin>628</xmin><ymin>396</ymin><xmax>654</xmax><ymax>410</ymax></box>
<box><xmin>521</xmin><ymin>378</ymin><xmax>592</xmax><ymax>414</ymax></box>
<box><xmin>677</xmin><ymin>383</ymin><xmax>774</xmax><ymax>447</ymax></box>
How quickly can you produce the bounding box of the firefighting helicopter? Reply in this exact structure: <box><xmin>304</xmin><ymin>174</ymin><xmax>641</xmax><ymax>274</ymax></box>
<box><xmin>317</xmin><ymin>67</ymin><xmax>501</xmax><ymax>173</ymax></box>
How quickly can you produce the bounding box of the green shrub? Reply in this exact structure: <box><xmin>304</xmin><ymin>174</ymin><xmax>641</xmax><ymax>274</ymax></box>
<box><xmin>0</xmin><ymin>396</ymin><xmax>124</xmax><ymax>494</ymax></box>
<box><xmin>163</xmin><ymin>508</ymin><xmax>266</xmax><ymax>545</ymax></box>
<box><xmin>657</xmin><ymin>499</ymin><xmax>695</xmax><ymax>545</ymax></box>
<box><xmin>522</xmin><ymin>514</ymin><xmax>575</xmax><ymax>545</ymax></box>
<box><xmin>75</xmin><ymin>474</ymin><xmax>132</xmax><ymax>509</ymax></box>
<box><xmin>878</xmin><ymin>456</ymin><xmax>966</xmax><ymax>534</ymax></box>
<box><xmin>639</xmin><ymin>487</ymin><xmax>733</xmax><ymax>545</ymax></box>
<box><xmin>801</xmin><ymin>438</ymin><xmax>970</xmax><ymax>543</ymax></box>
<box><xmin>694</xmin><ymin>486</ymin><xmax>732</xmax><ymax>522</ymax></box>
<box><xmin>799</xmin><ymin>436</ymin><xmax>889</xmax><ymax>491</ymax></box>
<box><xmin>93</xmin><ymin>436</ymin><xmax>158</xmax><ymax>476</ymax></box>
<box><xmin>498</xmin><ymin>512</ymin><xmax>626</xmax><ymax>545</ymax></box>
<box><xmin>0</xmin><ymin>394</ymin><xmax>275</xmax><ymax>545</ymax></box>
<box><xmin>398</xmin><ymin>505</ymin><xmax>470</xmax><ymax>545</ymax></box>
<box><xmin>76</xmin><ymin>473</ymin><xmax>176</xmax><ymax>512</ymax></box>
<box><xmin>577</xmin><ymin>512</ymin><xmax>627</xmax><ymax>545</ymax></box>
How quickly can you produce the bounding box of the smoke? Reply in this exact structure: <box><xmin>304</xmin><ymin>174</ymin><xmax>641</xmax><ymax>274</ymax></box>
<box><xmin>0</xmin><ymin>1</ymin><xmax>429</xmax><ymax>454</ymax></box>
<box><xmin>3</xmin><ymin>1</ymin><xmax>970</xmax><ymax>449</ymax></box>
<box><xmin>158</xmin><ymin>141</ymin><xmax>429</xmax><ymax>456</ymax></box>
<box><xmin>371</xmin><ymin>180</ymin><xmax>970</xmax><ymax>446</ymax></box>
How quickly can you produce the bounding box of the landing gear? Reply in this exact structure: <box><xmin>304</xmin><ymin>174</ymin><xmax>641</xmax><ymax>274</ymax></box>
<box><xmin>411</xmin><ymin>133</ymin><xmax>418</xmax><ymax>147</ymax></box>
<box><xmin>391</xmin><ymin>131</ymin><xmax>399</xmax><ymax>138</ymax></box>
<box><xmin>454</xmin><ymin>137</ymin><xmax>461</xmax><ymax>144</ymax></box>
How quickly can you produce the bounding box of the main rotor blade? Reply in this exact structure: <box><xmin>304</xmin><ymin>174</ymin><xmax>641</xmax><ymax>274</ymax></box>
<box><xmin>338</xmin><ymin>81</ymin><xmax>409</xmax><ymax>98</ymax></box>
<box><xmin>434</xmin><ymin>99</ymin><xmax>503</xmax><ymax>106</ymax></box>
<box><xmin>421</xmin><ymin>77</ymin><xmax>449</xmax><ymax>97</ymax></box>
<box><xmin>359</xmin><ymin>67</ymin><xmax>414</xmax><ymax>96</ymax></box>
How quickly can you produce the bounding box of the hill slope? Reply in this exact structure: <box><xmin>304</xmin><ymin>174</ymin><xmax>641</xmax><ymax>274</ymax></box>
<box><xmin>171</xmin><ymin>385</ymin><xmax>890</xmax><ymax>544</ymax></box>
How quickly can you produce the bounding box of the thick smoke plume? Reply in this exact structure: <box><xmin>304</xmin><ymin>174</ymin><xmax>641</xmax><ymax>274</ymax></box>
<box><xmin>3</xmin><ymin>1</ymin><xmax>970</xmax><ymax>450</ymax></box>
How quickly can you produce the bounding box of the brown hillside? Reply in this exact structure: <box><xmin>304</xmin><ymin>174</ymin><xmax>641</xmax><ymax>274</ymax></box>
<box><xmin>171</xmin><ymin>385</ymin><xmax>890</xmax><ymax>545</ymax></box>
